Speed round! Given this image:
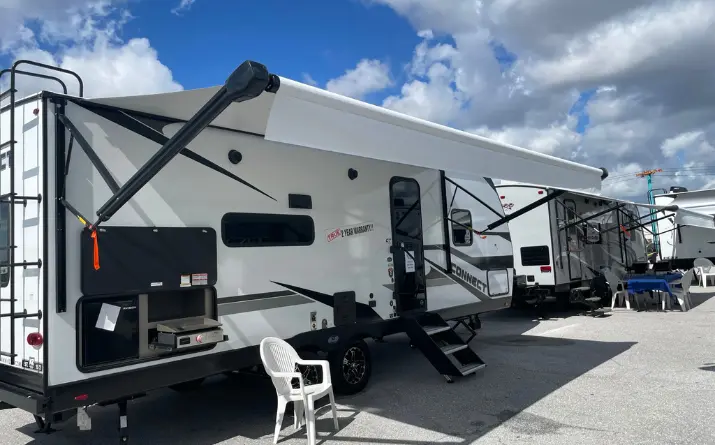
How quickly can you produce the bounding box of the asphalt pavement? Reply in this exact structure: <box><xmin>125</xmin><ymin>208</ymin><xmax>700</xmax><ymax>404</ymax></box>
<box><xmin>2</xmin><ymin>289</ymin><xmax>714</xmax><ymax>444</ymax></box>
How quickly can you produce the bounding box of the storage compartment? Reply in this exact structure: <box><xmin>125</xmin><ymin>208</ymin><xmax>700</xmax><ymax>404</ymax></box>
<box><xmin>79</xmin><ymin>296</ymin><xmax>140</xmax><ymax>368</ymax></box>
<box><xmin>78</xmin><ymin>287</ymin><xmax>226</xmax><ymax>371</ymax></box>
<box><xmin>80</xmin><ymin>226</ymin><xmax>218</xmax><ymax>296</ymax></box>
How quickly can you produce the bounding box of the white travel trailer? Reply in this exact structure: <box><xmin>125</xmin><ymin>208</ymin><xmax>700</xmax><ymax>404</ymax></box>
<box><xmin>0</xmin><ymin>60</ymin><xmax>607</xmax><ymax>442</ymax></box>
<box><xmin>654</xmin><ymin>187</ymin><xmax>715</xmax><ymax>268</ymax></box>
<box><xmin>494</xmin><ymin>183</ymin><xmax>649</xmax><ymax>306</ymax></box>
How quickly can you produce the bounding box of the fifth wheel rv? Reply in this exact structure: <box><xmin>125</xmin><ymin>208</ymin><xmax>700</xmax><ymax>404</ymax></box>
<box><xmin>0</xmin><ymin>59</ymin><xmax>607</xmax><ymax>442</ymax></box>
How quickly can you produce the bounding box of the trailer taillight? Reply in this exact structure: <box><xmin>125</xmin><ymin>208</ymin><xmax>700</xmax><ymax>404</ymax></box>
<box><xmin>75</xmin><ymin>394</ymin><xmax>89</xmax><ymax>401</ymax></box>
<box><xmin>27</xmin><ymin>332</ymin><xmax>43</xmax><ymax>349</ymax></box>
<box><xmin>540</xmin><ymin>266</ymin><xmax>552</xmax><ymax>273</ymax></box>
<box><xmin>537</xmin><ymin>190</ymin><xmax>544</xmax><ymax>195</ymax></box>
<box><xmin>500</xmin><ymin>196</ymin><xmax>505</xmax><ymax>199</ymax></box>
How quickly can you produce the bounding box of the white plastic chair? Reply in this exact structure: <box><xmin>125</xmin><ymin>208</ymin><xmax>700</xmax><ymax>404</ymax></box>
<box><xmin>259</xmin><ymin>337</ymin><xmax>339</xmax><ymax>445</ymax></box>
<box><xmin>604</xmin><ymin>268</ymin><xmax>631</xmax><ymax>310</ymax></box>
<box><xmin>670</xmin><ymin>268</ymin><xmax>694</xmax><ymax>311</ymax></box>
<box><xmin>694</xmin><ymin>258</ymin><xmax>715</xmax><ymax>288</ymax></box>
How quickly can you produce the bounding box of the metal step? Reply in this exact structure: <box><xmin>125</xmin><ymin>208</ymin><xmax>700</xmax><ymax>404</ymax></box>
<box><xmin>458</xmin><ymin>362</ymin><xmax>486</xmax><ymax>376</ymax></box>
<box><xmin>0</xmin><ymin>140</ymin><xmax>15</xmax><ymax>150</ymax></box>
<box><xmin>440</xmin><ymin>343</ymin><xmax>468</xmax><ymax>355</ymax></box>
<box><xmin>423</xmin><ymin>325</ymin><xmax>451</xmax><ymax>336</ymax></box>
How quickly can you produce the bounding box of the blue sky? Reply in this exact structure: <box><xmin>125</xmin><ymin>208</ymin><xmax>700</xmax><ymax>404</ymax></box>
<box><xmin>125</xmin><ymin>0</ymin><xmax>420</xmax><ymax>99</ymax></box>
<box><xmin>0</xmin><ymin>0</ymin><xmax>594</xmax><ymax>134</ymax></box>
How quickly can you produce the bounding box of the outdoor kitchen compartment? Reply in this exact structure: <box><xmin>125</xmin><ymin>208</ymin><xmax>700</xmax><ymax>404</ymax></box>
<box><xmin>78</xmin><ymin>288</ymin><xmax>224</xmax><ymax>371</ymax></box>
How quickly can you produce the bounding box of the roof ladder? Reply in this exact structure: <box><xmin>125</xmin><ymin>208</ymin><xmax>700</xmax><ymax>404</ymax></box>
<box><xmin>0</xmin><ymin>61</ymin><xmax>82</xmax><ymax>365</ymax></box>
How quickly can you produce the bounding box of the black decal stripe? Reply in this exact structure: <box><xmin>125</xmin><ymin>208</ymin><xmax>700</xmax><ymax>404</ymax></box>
<box><xmin>272</xmin><ymin>281</ymin><xmax>382</xmax><ymax>321</ymax></box>
<box><xmin>483</xmin><ymin>177</ymin><xmax>497</xmax><ymax>191</ymax></box>
<box><xmin>424</xmin><ymin>244</ymin><xmax>514</xmax><ymax>269</ymax></box>
<box><xmin>83</xmin><ymin>104</ymin><xmax>276</xmax><ymax>202</ymax></box>
<box><xmin>423</xmin><ymin>259</ymin><xmax>489</xmax><ymax>301</ymax></box>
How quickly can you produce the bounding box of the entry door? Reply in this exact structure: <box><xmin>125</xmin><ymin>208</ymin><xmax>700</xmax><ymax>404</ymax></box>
<box><xmin>564</xmin><ymin>199</ymin><xmax>583</xmax><ymax>281</ymax></box>
<box><xmin>389</xmin><ymin>177</ymin><xmax>427</xmax><ymax>314</ymax></box>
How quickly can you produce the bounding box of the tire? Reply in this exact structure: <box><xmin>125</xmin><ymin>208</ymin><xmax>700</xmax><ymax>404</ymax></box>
<box><xmin>169</xmin><ymin>377</ymin><xmax>205</xmax><ymax>392</ymax></box>
<box><xmin>329</xmin><ymin>338</ymin><xmax>372</xmax><ymax>395</ymax></box>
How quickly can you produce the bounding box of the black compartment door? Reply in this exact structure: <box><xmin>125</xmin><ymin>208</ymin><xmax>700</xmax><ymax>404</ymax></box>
<box><xmin>81</xmin><ymin>226</ymin><xmax>217</xmax><ymax>296</ymax></box>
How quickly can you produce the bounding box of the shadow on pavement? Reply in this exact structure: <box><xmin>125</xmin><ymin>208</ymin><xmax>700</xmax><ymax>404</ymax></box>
<box><xmin>16</xmin><ymin>311</ymin><xmax>635</xmax><ymax>445</ymax></box>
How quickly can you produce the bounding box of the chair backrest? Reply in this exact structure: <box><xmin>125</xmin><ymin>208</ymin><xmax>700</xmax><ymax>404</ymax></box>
<box><xmin>694</xmin><ymin>257</ymin><xmax>714</xmax><ymax>272</ymax></box>
<box><xmin>260</xmin><ymin>337</ymin><xmax>301</xmax><ymax>395</ymax></box>
<box><xmin>602</xmin><ymin>268</ymin><xmax>622</xmax><ymax>293</ymax></box>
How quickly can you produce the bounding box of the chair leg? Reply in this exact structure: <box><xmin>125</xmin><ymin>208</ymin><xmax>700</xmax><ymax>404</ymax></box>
<box><xmin>329</xmin><ymin>388</ymin><xmax>339</xmax><ymax>431</ymax></box>
<box><xmin>274</xmin><ymin>398</ymin><xmax>288</xmax><ymax>444</ymax></box>
<box><xmin>294</xmin><ymin>401</ymin><xmax>304</xmax><ymax>430</ymax></box>
<box><xmin>307</xmin><ymin>395</ymin><xmax>316</xmax><ymax>445</ymax></box>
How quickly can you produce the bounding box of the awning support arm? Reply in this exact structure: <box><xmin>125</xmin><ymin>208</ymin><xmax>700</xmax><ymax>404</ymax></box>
<box><xmin>602</xmin><ymin>213</ymin><xmax>673</xmax><ymax>235</ymax></box>
<box><xmin>560</xmin><ymin>203</ymin><xmax>626</xmax><ymax>232</ymax></box>
<box><xmin>480</xmin><ymin>189</ymin><xmax>566</xmax><ymax>233</ymax></box>
<box><xmin>93</xmin><ymin>60</ymin><xmax>279</xmax><ymax>226</ymax></box>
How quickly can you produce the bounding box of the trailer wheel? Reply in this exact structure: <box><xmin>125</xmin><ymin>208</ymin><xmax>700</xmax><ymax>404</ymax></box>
<box><xmin>330</xmin><ymin>338</ymin><xmax>372</xmax><ymax>395</ymax></box>
<box><xmin>169</xmin><ymin>377</ymin><xmax>205</xmax><ymax>392</ymax></box>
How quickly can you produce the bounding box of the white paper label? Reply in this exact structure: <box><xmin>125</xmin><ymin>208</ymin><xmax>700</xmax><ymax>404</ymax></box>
<box><xmin>77</xmin><ymin>408</ymin><xmax>92</xmax><ymax>431</ymax></box>
<box><xmin>405</xmin><ymin>251</ymin><xmax>416</xmax><ymax>273</ymax></box>
<box><xmin>180</xmin><ymin>274</ymin><xmax>191</xmax><ymax>288</ymax></box>
<box><xmin>95</xmin><ymin>303</ymin><xmax>121</xmax><ymax>332</ymax></box>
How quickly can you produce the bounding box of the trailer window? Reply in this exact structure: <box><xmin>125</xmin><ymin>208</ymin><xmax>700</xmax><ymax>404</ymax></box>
<box><xmin>521</xmin><ymin>245</ymin><xmax>550</xmax><ymax>266</ymax></box>
<box><xmin>221</xmin><ymin>213</ymin><xmax>315</xmax><ymax>247</ymax></box>
<box><xmin>451</xmin><ymin>209</ymin><xmax>473</xmax><ymax>246</ymax></box>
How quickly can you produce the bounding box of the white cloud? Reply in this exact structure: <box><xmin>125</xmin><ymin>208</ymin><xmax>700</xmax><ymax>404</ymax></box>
<box><xmin>171</xmin><ymin>0</ymin><xmax>196</xmax><ymax>16</ymax></box>
<box><xmin>342</xmin><ymin>0</ymin><xmax>715</xmax><ymax>200</ymax></box>
<box><xmin>302</xmin><ymin>73</ymin><xmax>318</xmax><ymax>86</ymax></box>
<box><xmin>0</xmin><ymin>0</ymin><xmax>182</xmax><ymax>100</ymax></box>
<box><xmin>661</xmin><ymin>131</ymin><xmax>707</xmax><ymax>158</ymax></box>
<box><xmin>325</xmin><ymin>59</ymin><xmax>393</xmax><ymax>100</ymax></box>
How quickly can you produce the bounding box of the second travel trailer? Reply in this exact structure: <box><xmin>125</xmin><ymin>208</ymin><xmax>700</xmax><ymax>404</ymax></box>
<box><xmin>0</xmin><ymin>59</ymin><xmax>607</xmax><ymax>442</ymax></box>
<box><xmin>495</xmin><ymin>182</ymin><xmax>715</xmax><ymax>307</ymax></box>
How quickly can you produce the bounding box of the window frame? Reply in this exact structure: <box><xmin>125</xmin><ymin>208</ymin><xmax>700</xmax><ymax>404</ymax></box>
<box><xmin>221</xmin><ymin>212</ymin><xmax>315</xmax><ymax>248</ymax></box>
<box><xmin>450</xmin><ymin>208</ymin><xmax>473</xmax><ymax>247</ymax></box>
<box><xmin>520</xmin><ymin>245</ymin><xmax>551</xmax><ymax>266</ymax></box>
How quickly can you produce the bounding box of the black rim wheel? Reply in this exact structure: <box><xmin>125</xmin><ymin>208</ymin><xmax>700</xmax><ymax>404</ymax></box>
<box><xmin>342</xmin><ymin>345</ymin><xmax>367</xmax><ymax>385</ymax></box>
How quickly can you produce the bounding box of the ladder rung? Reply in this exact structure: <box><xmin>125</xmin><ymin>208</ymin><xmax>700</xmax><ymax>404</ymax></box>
<box><xmin>0</xmin><ymin>88</ymin><xmax>17</xmax><ymax>102</ymax></box>
<box><xmin>0</xmin><ymin>140</ymin><xmax>15</xmax><ymax>150</ymax></box>
<box><xmin>0</xmin><ymin>310</ymin><xmax>42</xmax><ymax>319</ymax></box>
<box><xmin>0</xmin><ymin>351</ymin><xmax>17</xmax><ymax>358</ymax></box>
<box><xmin>0</xmin><ymin>299</ymin><xmax>17</xmax><ymax>302</ymax></box>
<box><xmin>0</xmin><ymin>246</ymin><xmax>17</xmax><ymax>251</ymax></box>
<box><xmin>15</xmin><ymin>195</ymin><xmax>42</xmax><ymax>202</ymax></box>
<box><xmin>6</xmin><ymin>260</ymin><xmax>42</xmax><ymax>268</ymax></box>
<box><xmin>0</xmin><ymin>193</ymin><xmax>42</xmax><ymax>203</ymax></box>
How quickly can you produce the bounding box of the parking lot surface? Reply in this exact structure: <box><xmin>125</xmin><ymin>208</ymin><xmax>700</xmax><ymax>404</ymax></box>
<box><xmin>2</xmin><ymin>290</ymin><xmax>715</xmax><ymax>445</ymax></box>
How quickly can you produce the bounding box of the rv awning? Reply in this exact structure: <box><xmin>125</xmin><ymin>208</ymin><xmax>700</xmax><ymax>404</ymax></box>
<box><xmin>90</xmin><ymin>74</ymin><xmax>606</xmax><ymax>192</ymax></box>
<box><xmin>549</xmin><ymin>187</ymin><xmax>715</xmax><ymax>230</ymax></box>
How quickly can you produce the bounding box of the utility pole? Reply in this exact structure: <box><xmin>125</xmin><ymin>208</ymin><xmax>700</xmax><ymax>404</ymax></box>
<box><xmin>635</xmin><ymin>168</ymin><xmax>663</xmax><ymax>259</ymax></box>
